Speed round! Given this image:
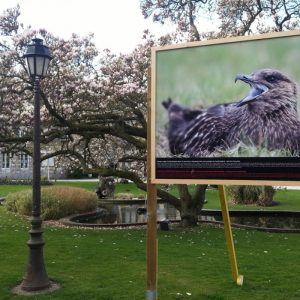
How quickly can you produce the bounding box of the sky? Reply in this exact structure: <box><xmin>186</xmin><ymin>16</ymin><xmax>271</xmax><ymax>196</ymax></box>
<box><xmin>0</xmin><ymin>0</ymin><xmax>176</xmax><ymax>54</ymax></box>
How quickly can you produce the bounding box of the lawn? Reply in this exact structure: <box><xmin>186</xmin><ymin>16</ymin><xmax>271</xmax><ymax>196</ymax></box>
<box><xmin>71</xmin><ymin>183</ymin><xmax>300</xmax><ymax>212</ymax></box>
<box><xmin>204</xmin><ymin>187</ymin><xmax>300</xmax><ymax>211</ymax></box>
<box><xmin>0</xmin><ymin>206</ymin><xmax>299</xmax><ymax>299</ymax></box>
<box><xmin>0</xmin><ymin>182</ymin><xmax>145</xmax><ymax>198</ymax></box>
<box><xmin>1</xmin><ymin>183</ymin><xmax>300</xmax><ymax>211</ymax></box>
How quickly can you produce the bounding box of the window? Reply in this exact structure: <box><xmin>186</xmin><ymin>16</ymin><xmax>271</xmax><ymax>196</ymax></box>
<box><xmin>21</xmin><ymin>153</ymin><xmax>29</xmax><ymax>169</ymax></box>
<box><xmin>1</xmin><ymin>153</ymin><xmax>10</xmax><ymax>169</ymax></box>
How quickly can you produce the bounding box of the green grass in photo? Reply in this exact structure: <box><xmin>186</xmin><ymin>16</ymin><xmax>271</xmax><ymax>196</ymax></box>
<box><xmin>155</xmin><ymin>35</ymin><xmax>300</xmax><ymax>129</ymax></box>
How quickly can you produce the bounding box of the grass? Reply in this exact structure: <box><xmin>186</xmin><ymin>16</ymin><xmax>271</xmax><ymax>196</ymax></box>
<box><xmin>56</xmin><ymin>181</ymin><xmax>146</xmax><ymax>196</ymax></box>
<box><xmin>0</xmin><ymin>185</ymin><xmax>32</xmax><ymax>197</ymax></box>
<box><xmin>1</xmin><ymin>183</ymin><xmax>300</xmax><ymax>211</ymax></box>
<box><xmin>158</xmin><ymin>186</ymin><xmax>300</xmax><ymax>211</ymax></box>
<box><xmin>204</xmin><ymin>187</ymin><xmax>300</xmax><ymax>211</ymax></box>
<box><xmin>0</xmin><ymin>182</ymin><xmax>146</xmax><ymax>198</ymax></box>
<box><xmin>0</xmin><ymin>205</ymin><xmax>299</xmax><ymax>299</ymax></box>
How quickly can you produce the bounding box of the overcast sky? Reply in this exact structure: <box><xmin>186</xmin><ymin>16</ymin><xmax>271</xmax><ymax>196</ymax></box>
<box><xmin>0</xmin><ymin>0</ymin><xmax>175</xmax><ymax>54</ymax></box>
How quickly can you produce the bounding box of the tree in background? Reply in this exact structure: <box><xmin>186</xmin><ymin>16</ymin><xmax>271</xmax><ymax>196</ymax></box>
<box><xmin>141</xmin><ymin>0</ymin><xmax>214</xmax><ymax>41</ymax></box>
<box><xmin>217</xmin><ymin>0</ymin><xmax>300</xmax><ymax>36</ymax></box>
<box><xmin>1</xmin><ymin>2</ymin><xmax>300</xmax><ymax>226</ymax></box>
<box><xmin>0</xmin><ymin>6</ymin><xmax>185</xmax><ymax>223</ymax></box>
<box><xmin>141</xmin><ymin>0</ymin><xmax>300</xmax><ymax>40</ymax></box>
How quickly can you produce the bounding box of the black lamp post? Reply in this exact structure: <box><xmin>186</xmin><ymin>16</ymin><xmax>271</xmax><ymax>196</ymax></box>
<box><xmin>21</xmin><ymin>38</ymin><xmax>52</xmax><ymax>291</ymax></box>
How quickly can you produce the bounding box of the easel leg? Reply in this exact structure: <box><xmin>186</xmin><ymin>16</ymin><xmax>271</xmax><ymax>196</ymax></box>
<box><xmin>218</xmin><ymin>185</ymin><xmax>244</xmax><ymax>286</ymax></box>
<box><xmin>146</xmin><ymin>183</ymin><xmax>157</xmax><ymax>300</ymax></box>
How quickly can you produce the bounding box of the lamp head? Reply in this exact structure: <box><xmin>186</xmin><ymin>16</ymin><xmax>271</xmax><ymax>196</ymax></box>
<box><xmin>23</xmin><ymin>38</ymin><xmax>52</xmax><ymax>78</ymax></box>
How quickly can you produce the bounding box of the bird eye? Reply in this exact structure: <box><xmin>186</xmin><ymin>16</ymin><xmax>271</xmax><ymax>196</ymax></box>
<box><xmin>266</xmin><ymin>75</ymin><xmax>277</xmax><ymax>83</ymax></box>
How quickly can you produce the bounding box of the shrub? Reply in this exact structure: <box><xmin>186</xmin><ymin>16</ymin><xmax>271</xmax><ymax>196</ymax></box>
<box><xmin>5</xmin><ymin>186</ymin><xmax>97</xmax><ymax>220</ymax></box>
<box><xmin>5</xmin><ymin>190</ymin><xmax>32</xmax><ymax>213</ymax></box>
<box><xmin>227</xmin><ymin>185</ymin><xmax>261</xmax><ymax>205</ymax></box>
<box><xmin>226</xmin><ymin>185</ymin><xmax>276</xmax><ymax>206</ymax></box>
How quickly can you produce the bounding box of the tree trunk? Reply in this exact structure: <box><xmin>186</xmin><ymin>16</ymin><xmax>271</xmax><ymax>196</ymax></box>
<box><xmin>178</xmin><ymin>184</ymin><xmax>207</xmax><ymax>227</ymax></box>
<box><xmin>138</xmin><ymin>181</ymin><xmax>207</xmax><ymax>227</ymax></box>
<box><xmin>94</xmin><ymin>168</ymin><xmax>208</xmax><ymax>227</ymax></box>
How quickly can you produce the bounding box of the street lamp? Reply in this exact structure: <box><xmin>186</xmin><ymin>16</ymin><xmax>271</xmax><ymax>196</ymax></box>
<box><xmin>21</xmin><ymin>38</ymin><xmax>52</xmax><ymax>291</ymax></box>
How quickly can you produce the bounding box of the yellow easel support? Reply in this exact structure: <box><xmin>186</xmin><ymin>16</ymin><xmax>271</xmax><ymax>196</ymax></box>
<box><xmin>218</xmin><ymin>185</ymin><xmax>244</xmax><ymax>286</ymax></box>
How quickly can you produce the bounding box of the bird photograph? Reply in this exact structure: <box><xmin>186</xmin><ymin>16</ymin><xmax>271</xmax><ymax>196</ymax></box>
<box><xmin>155</xmin><ymin>33</ymin><xmax>300</xmax><ymax>160</ymax></box>
<box><xmin>162</xmin><ymin>68</ymin><xmax>300</xmax><ymax>157</ymax></box>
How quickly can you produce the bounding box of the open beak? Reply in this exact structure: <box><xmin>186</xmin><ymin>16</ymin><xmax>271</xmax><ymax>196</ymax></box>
<box><xmin>235</xmin><ymin>74</ymin><xmax>269</xmax><ymax>107</ymax></box>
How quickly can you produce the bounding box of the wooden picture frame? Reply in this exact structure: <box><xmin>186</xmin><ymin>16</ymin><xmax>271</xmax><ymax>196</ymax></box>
<box><xmin>150</xmin><ymin>30</ymin><xmax>300</xmax><ymax>185</ymax></box>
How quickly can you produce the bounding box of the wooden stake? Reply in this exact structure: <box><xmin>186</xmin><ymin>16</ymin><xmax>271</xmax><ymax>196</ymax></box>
<box><xmin>218</xmin><ymin>185</ymin><xmax>243</xmax><ymax>286</ymax></box>
<box><xmin>146</xmin><ymin>68</ymin><xmax>157</xmax><ymax>300</ymax></box>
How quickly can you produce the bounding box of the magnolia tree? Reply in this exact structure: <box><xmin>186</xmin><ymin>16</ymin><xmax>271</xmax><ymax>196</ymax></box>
<box><xmin>3</xmin><ymin>3</ymin><xmax>296</xmax><ymax>226</ymax></box>
<box><xmin>0</xmin><ymin>6</ymin><xmax>190</xmax><ymax>223</ymax></box>
<box><xmin>141</xmin><ymin>0</ymin><xmax>300</xmax><ymax>40</ymax></box>
<box><xmin>0</xmin><ymin>6</ymin><xmax>148</xmax><ymax>160</ymax></box>
<box><xmin>0</xmin><ymin>6</ymin><xmax>149</xmax><ymax>166</ymax></box>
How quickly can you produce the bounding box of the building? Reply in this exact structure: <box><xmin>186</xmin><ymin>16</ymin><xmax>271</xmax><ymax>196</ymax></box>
<box><xmin>0</xmin><ymin>150</ymin><xmax>66</xmax><ymax>180</ymax></box>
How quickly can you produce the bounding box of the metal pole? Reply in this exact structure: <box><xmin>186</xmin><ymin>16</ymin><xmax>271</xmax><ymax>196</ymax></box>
<box><xmin>21</xmin><ymin>77</ymin><xmax>51</xmax><ymax>291</ymax></box>
<box><xmin>218</xmin><ymin>185</ymin><xmax>243</xmax><ymax>286</ymax></box>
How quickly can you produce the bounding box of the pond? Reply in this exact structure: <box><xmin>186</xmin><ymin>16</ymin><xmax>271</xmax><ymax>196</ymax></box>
<box><xmin>74</xmin><ymin>202</ymin><xmax>181</xmax><ymax>225</ymax></box>
<box><xmin>202</xmin><ymin>213</ymin><xmax>300</xmax><ymax>231</ymax></box>
<box><xmin>67</xmin><ymin>200</ymin><xmax>300</xmax><ymax>232</ymax></box>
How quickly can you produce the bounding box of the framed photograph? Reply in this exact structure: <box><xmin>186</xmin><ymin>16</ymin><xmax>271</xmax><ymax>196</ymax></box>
<box><xmin>151</xmin><ymin>30</ymin><xmax>300</xmax><ymax>185</ymax></box>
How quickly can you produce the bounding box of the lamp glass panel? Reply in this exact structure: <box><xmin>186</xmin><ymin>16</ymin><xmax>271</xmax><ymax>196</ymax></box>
<box><xmin>26</xmin><ymin>57</ymin><xmax>35</xmax><ymax>76</ymax></box>
<box><xmin>42</xmin><ymin>58</ymin><xmax>50</xmax><ymax>76</ymax></box>
<box><xmin>36</xmin><ymin>56</ymin><xmax>45</xmax><ymax>77</ymax></box>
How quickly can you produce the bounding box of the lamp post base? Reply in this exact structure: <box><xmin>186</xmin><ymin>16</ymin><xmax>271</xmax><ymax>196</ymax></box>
<box><xmin>21</xmin><ymin>275</ymin><xmax>51</xmax><ymax>292</ymax></box>
<box><xmin>13</xmin><ymin>280</ymin><xmax>60</xmax><ymax>295</ymax></box>
<box><xmin>21</xmin><ymin>281</ymin><xmax>51</xmax><ymax>292</ymax></box>
<box><xmin>21</xmin><ymin>245</ymin><xmax>51</xmax><ymax>291</ymax></box>
<box><xmin>21</xmin><ymin>223</ymin><xmax>51</xmax><ymax>291</ymax></box>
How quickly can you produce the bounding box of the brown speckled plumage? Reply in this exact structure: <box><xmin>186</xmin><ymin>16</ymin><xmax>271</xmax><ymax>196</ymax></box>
<box><xmin>163</xmin><ymin>69</ymin><xmax>300</xmax><ymax>156</ymax></box>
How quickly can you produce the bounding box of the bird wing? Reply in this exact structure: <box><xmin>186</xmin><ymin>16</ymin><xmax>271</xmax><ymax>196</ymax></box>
<box><xmin>166</xmin><ymin>110</ymin><xmax>228</xmax><ymax>157</ymax></box>
<box><xmin>163</xmin><ymin>98</ymin><xmax>229</xmax><ymax>156</ymax></box>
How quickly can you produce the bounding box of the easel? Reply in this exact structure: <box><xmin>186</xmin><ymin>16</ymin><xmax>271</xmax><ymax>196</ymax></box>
<box><xmin>145</xmin><ymin>184</ymin><xmax>243</xmax><ymax>300</ymax></box>
<box><xmin>145</xmin><ymin>70</ymin><xmax>243</xmax><ymax>300</ymax></box>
